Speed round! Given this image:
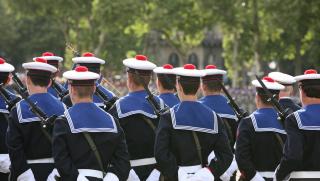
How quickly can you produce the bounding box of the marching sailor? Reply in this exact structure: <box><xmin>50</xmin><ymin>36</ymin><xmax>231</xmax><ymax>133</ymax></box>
<box><xmin>199</xmin><ymin>64</ymin><xmax>238</xmax><ymax>149</ymax></box>
<box><xmin>63</xmin><ymin>52</ymin><xmax>117</xmax><ymax>110</ymax></box>
<box><xmin>155</xmin><ymin>64</ymin><xmax>234</xmax><ymax>181</ymax></box>
<box><xmin>235</xmin><ymin>76</ymin><xmax>286</xmax><ymax>181</ymax></box>
<box><xmin>6</xmin><ymin>58</ymin><xmax>66</xmax><ymax>181</ymax></box>
<box><xmin>52</xmin><ymin>66</ymin><xmax>130</xmax><ymax>181</ymax></box>
<box><xmin>275</xmin><ymin>69</ymin><xmax>320</xmax><ymax>180</ymax></box>
<box><xmin>109</xmin><ymin>55</ymin><xmax>164</xmax><ymax>181</ymax></box>
<box><xmin>153</xmin><ymin>64</ymin><xmax>180</xmax><ymax>108</ymax></box>
<box><xmin>34</xmin><ymin>52</ymin><xmax>67</xmax><ymax>100</ymax></box>
<box><xmin>268</xmin><ymin>72</ymin><xmax>301</xmax><ymax>112</ymax></box>
<box><xmin>0</xmin><ymin>58</ymin><xmax>18</xmax><ymax>180</ymax></box>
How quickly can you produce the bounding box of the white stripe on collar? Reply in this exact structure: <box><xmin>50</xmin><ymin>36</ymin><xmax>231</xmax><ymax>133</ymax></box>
<box><xmin>294</xmin><ymin>112</ymin><xmax>320</xmax><ymax>130</ymax></box>
<box><xmin>0</xmin><ymin>109</ymin><xmax>9</xmax><ymax>114</ymax></box>
<box><xmin>170</xmin><ymin>108</ymin><xmax>219</xmax><ymax>134</ymax></box>
<box><xmin>64</xmin><ymin>108</ymin><xmax>118</xmax><ymax>133</ymax></box>
<box><xmin>17</xmin><ymin>101</ymin><xmax>41</xmax><ymax>123</ymax></box>
<box><xmin>251</xmin><ymin>115</ymin><xmax>286</xmax><ymax>134</ymax></box>
<box><xmin>218</xmin><ymin>113</ymin><xmax>238</xmax><ymax>121</ymax></box>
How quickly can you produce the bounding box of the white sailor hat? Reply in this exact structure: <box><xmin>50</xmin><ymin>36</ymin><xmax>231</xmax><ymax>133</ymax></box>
<box><xmin>123</xmin><ymin>55</ymin><xmax>156</xmax><ymax>71</ymax></box>
<box><xmin>295</xmin><ymin>69</ymin><xmax>320</xmax><ymax>81</ymax></box>
<box><xmin>268</xmin><ymin>72</ymin><xmax>296</xmax><ymax>85</ymax></box>
<box><xmin>252</xmin><ymin>76</ymin><xmax>285</xmax><ymax>90</ymax></box>
<box><xmin>173</xmin><ymin>64</ymin><xmax>205</xmax><ymax>77</ymax></box>
<box><xmin>153</xmin><ymin>64</ymin><xmax>175</xmax><ymax>74</ymax></box>
<box><xmin>63</xmin><ymin>66</ymin><xmax>100</xmax><ymax>86</ymax></box>
<box><xmin>202</xmin><ymin>64</ymin><xmax>227</xmax><ymax>76</ymax></box>
<box><xmin>72</xmin><ymin>52</ymin><xmax>105</xmax><ymax>64</ymax></box>
<box><xmin>23</xmin><ymin>57</ymin><xmax>57</xmax><ymax>73</ymax></box>
<box><xmin>0</xmin><ymin>58</ymin><xmax>15</xmax><ymax>72</ymax></box>
<box><xmin>33</xmin><ymin>52</ymin><xmax>63</xmax><ymax>62</ymax></box>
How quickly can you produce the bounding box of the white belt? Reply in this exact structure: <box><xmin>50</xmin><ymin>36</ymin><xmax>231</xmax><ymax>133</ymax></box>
<box><xmin>27</xmin><ymin>158</ymin><xmax>54</xmax><ymax>164</ymax></box>
<box><xmin>290</xmin><ymin>171</ymin><xmax>320</xmax><ymax>179</ymax></box>
<box><xmin>258</xmin><ymin>171</ymin><xmax>274</xmax><ymax>178</ymax></box>
<box><xmin>179</xmin><ymin>165</ymin><xmax>202</xmax><ymax>174</ymax></box>
<box><xmin>78</xmin><ymin>169</ymin><xmax>104</xmax><ymax>179</ymax></box>
<box><xmin>130</xmin><ymin>157</ymin><xmax>157</xmax><ymax>167</ymax></box>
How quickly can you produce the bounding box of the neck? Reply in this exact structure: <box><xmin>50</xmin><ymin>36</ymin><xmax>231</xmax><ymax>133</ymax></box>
<box><xmin>129</xmin><ymin>86</ymin><xmax>145</xmax><ymax>92</ymax></box>
<box><xmin>257</xmin><ymin>104</ymin><xmax>273</xmax><ymax>109</ymax></box>
<box><xmin>179</xmin><ymin>94</ymin><xmax>197</xmax><ymax>101</ymax></box>
<box><xmin>203</xmin><ymin>91</ymin><xmax>221</xmax><ymax>96</ymax></box>
<box><xmin>159</xmin><ymin>89</ymin><xmax>175</xmax><ymax>94</ymax></box>
<box><xmin>72</xmin><ymin>97</ymin><xmax>93</xmax><ymax>105</ymax></box>
<box><xmin>28</xmin><ymin>87</ymin><xmax>47</xmax><ymax>95</ymax></box>
<box><xmin>302</xmin><ymin>98</ymin><xmax>320</xmax><ymax>106</ymax></box>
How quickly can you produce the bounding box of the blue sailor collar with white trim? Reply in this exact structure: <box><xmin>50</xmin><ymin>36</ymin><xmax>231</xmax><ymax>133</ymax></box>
<box><xmin>116</xmin><ymin>90</ymin><xmax>164</xmax><ymax>119</ymax></box>
<box><xmin>250</xmin><ymin>108</ymin><xmax>286</xmax><ymax>134</ymax></box>
<box><xmin>93</xmin><ymin>83</ymin><xmax>115</xmax><ymax>107</ymax></box>
<box><xmin>65</xmin><ymin>102</ymin><xmax>117</xmax><ymax>133</ymax></box>
<box><xmin>16</xmin><ymin>93</ymin><xmax>66</xmax><ymax>123</ymax></box>
<box><xmin>0</xmin><ymin>88</ymin><xmax>16</xmax><ymax>113</ymax></box>
<box><xmin>158</xmin><ymin>93</ymin><xmax>180</xmax><ymax>108</ymax></box>
<box><xmin>294</xmin><ymin>104</ymin><xmax>320</xmax><ymax>130</ymax></box>
<box><xmin>170</xmin><ymin>101</ymin><xmax>218</xmax><ymax>134</ymax></box>
<box><xmin>199</xmin><ymin>95</ymin><xmax>237</xmax><ymax>121</ymax></box>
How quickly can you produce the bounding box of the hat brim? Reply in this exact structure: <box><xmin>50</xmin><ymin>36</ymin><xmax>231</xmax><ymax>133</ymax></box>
<box><xmin>23</xmin><ymin>62</ymin><xmax>57</xmax><ymax>73</ymax></box>
<box><xmin>153</xmin><ymin>67</ymin><xmax>175</xmax><ymax>74</ymax></box>
<box><xmin>295</xmin><ymin>74</ymin><xmax>320</xmax><ymax>81</ymax></box>
<box><xmin>0</xmin><ymin>63</ymin><xmax>15</xmax><ymax>72</ymax></box>
<box><xmin>63</xmin><ymin>70</ymin><xmax>100</xmax><ymax>80</ymax></box>
<box><xmin>173</xmin><ymin>67</ymin><xmax>205</xmax><ymax>77</ymax></box>
<box><xmin>33</xmin><ymin>56</ymin><xmax>63</xmax><ymax>62</ymax></box>
<box><xmin>203</xmin><ymin>69</ymin><xmax>227</xmax><ymax>76</ymax></box>
<box><xmin>72</xmin><ymin>57</ymin><xmax>105</xmax><ymax>64</ymax></box>
<box><xmin>123</xmin><ymin>58</ymin><xmax>156</xmax><ymax>70</ymax></box>
<box><xmin>252</xmin><ymin>80</ymin><xmax>284</xmax><ymax>90</ymax></box>
<box><xmin>268</xmin><ymin>72</ymin><xmax>296</xmax><ymax>85</ymax></box>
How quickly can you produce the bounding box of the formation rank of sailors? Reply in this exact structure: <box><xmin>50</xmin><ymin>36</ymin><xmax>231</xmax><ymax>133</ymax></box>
<box><xmin>0</xmin><ymin>52</ymin><xmax>319</xmax><ymax>181</ymax></box>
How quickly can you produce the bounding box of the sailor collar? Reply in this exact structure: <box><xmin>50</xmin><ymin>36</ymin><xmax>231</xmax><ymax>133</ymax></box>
<box><xmin>294</xmin><ymin>104</ymin><xmax>320</xmax><ymax>130</ymax></box>
<box><xmin>170</xmin><ymin>101</ymin><xmax>218</xmax><ymax>134</ymax></box>
<box><xmin>250</xmin><ymin>108</ymin><xmax>286</xmax><ymax>134</ymax></box>
<box><xmin>158</xmin><ymin>93</ymin><xmax>180</xmax><ymax>108</ymax></box>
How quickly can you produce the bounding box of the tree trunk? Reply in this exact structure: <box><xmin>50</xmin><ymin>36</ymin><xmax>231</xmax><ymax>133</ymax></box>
<box><xmin>231</xmin><ymin>32</ymin><xmax>240</xmax><ymax>88</ymax></box>
<box><xmin>294</xmin><ymin>39</ymin><xmax>302</xmax><ymax>75</ymax></box>
<box><xmin>252</xmin><ymin>0</ymin><xmax>262</xmax><ymax>74</ymax></box>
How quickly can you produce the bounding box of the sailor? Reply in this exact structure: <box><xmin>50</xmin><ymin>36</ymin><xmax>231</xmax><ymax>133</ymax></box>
<box><xmin>268</xmin><ymin>71</ymin><xmax>301</xmax><ymax>111</ymax></box>
<box><xmin>199</xmin><ymin>64</ymin><xmax>238</xmax><ymax>149</ymax></box>
<box><xmin>0</xmin><ymin>58</ymin><xmax>18</xmax><ymax>180</ymax></box>
<box><xmin>33</xmin><ymin>52</ymin><xmax>67</xmax><ymax>100</ymax></box>
<box><xmin>153</xmin><ymin>64</ymin><xmax>180</xmax><ymax>108</ymax></box>
<box><xmin>6</xmin><ymin>58</ymin><xmax>66</xmax><ymax>181</ymax></box>
<box><xmin>275</xmin><ymin>69</ymin><xmax>320</xmax><ymax>180</ymax></box>
<box><xmin>51</xmin><ymin>66</ymin><xmax>130</xmax><ymax>181</ymax></box>
<box><xmin>235</xmin><ymin>76</ymin><xmax>286</xmax><ymax>181</ymax></box>
<box><xmin>109</xmin><ymin>55</ymin><xmax>164</xmax><ymax>181</ymax></box>
<box><xmin>63</xmin><ymin>52</ymin><xmax>117</xmax><ymax>110</ymax></box>
<box><xmin>155</xmin><ymin>64</ymin><xmax>234</xmax><ymax>181</ymax></box>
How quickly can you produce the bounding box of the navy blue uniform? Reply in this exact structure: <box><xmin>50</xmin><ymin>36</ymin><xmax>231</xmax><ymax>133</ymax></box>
<box><xmin>155</xmin><ymin>101</ymin><xmax>233</xmax><ymax>181</ymax></box>
<box><xmin>276</xmin><ymin>104</ymin><xmax>320</xmax><ymax>180</ymax></box>
<box><xmin>235</xmin><ymin>108</ymin><xmax>286</xmax><ymax>181</ymax></box>
<box><xmin>109</xmin><ymin>90</ymin><xmax>164</xmax><ymax>180</ymax></box>
<box><xmin>53</xmin><ymin>102</ymin><xmax>130</xmax><ymax>181</ymax></box>
<box><xmin>158</xmin><ymin>93</ymin><xmax>180</xmax><ymax>108</ymax></box>
<box><xmin>279</xmin><ymin>97</ymin><xmax>301</xmax><ymax>112</ymax></box>
<box><xmin>6</xmin><ymin>93</ymin><xmax>66</xmax><ymax>181</ymax></box>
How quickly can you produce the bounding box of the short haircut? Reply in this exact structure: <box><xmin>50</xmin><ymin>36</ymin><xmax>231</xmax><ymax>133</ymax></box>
<box><xmin>127</xmin><ymin>68</ymin><xmax>152</xmax><ymax>86</ymax></box>
<box><xmin>300</xmin><ymin>80</ymin><xmax>320</xmax><ymax>98</ymax></box>
<box><xmin>27</xmin><ymin>70</ymin><xmax>52</xmax><ymax>87</ymax></box>
<box><xmin>78</xmin><ymin>63</ymin><xmax>100</xmax><ymax>74</ymax></box>
<box><xmin>72</xmin><ymin>85</ymin><xmax>95</xmax><ymax>98</ymax></box>
<box><xmin>0</xmin><ymin>72</ymin><xmax>9</xmax><ymax>84</ymax></box>
<box><xmin>202</xmin><ymin>75</ymin><xmax>223</xmax><ymax>92</ymax></box>
<box><xmin>256</xmin><ymin>88</ymin><xmax>280</xmax><ymax>105</ymax></box>
<box><xmin>178</xmin><ymin>76</ymin><xmax>200</xmax><ymax>95</ymax></box>
<box><xmin>157</xmin><ymin>74</ymin><xmax>176</xmax><ymax>90</ymax></box>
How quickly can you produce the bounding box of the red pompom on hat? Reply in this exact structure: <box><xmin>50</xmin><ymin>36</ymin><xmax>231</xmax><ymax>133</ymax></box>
<box><xmin>42</xmin><ymin>52</ymin><xmax>54</xmax><ymax>56</ymax></box>
<box><xmin>0</xmin><ymin>58</ymin><xmax>5</xmax><ymax>64</ymax></box>
<box><xmin>183</xmin><ymin>64</ymin><xmax>196</xmax><ymax>70</ymax></box>
<box><xmin>163</xmin><ymin>64</ymin><xmax>173</xmax><ymax>69</ymax></box>
<box><xmin>35</xmin><ymin>57</ymin><xmax>47</xmax><ymax>63</ymax></box>
<box><xmin>205</xmin><ymin>65</ymin><xmax>217</xmax><ymax>69</ymax></box>
<box><xmin>304</xmin><ymin>69</ymin><xmax>317</xmax><ymax>74</ymax></box>
<box><xmin>75</xmin><ymin>66</ymin><xmax>88</xmax><ymax>72</ymax></box>
<box><xmin>262</xmin><ymin>76</ymin><xmax>275</xmax><ymax>83</ymax></box>
<box><xmin>135</xmin><ymin>55</ymin><xmax>147</xmax><ymax>61</ymax></box>
<box><xmin>82</xmin><ymin>52</ymin><xmax>95</xmax><ymax>57</ymax></box>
